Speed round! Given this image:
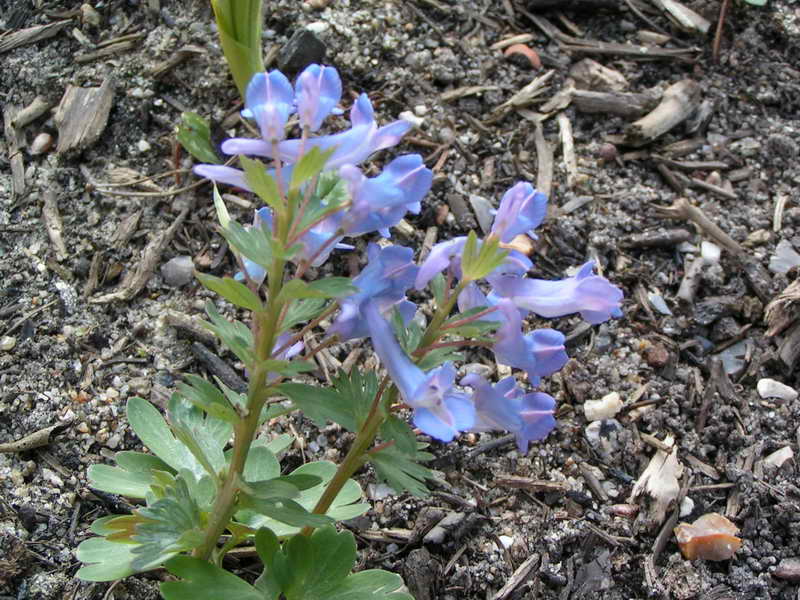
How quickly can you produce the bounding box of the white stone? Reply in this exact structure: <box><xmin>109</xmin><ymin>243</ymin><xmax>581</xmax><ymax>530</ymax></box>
<box><xmin>0</xmin><ymin>336</ymin><xmax>16</xmax><ymax>351</ymax></box>
<box><xmin>137</xmin><ymin>139</ymin><xmax>151</xmax><ymax>153</ymax></box>
<box><xmin>764</xmin><ymin>446</ymin><xmax>794</xmax><ymax>468</ymax></box>
<box><xmin>584</xmin><ymin>392</ymin><xmax>623</xmax><ymax>421</ymax></box>
<box><xmin>757</xmin><ymin>378</ymin><xmax>798</xmax><ymax>402</ymax></box>
<box><xmin>399</xmin><ymin>110</ymin><xmax>424</xmax><ymax>128</ymax></box>
<box><xmin>701</xmin><ymin>241</ymin><xmax>721</xmax><ymax>264</ymax></box>
<box><xmin>497</xmin><ymin>535</ymin><xmax>514</xmax><ymax>549</ymax></box>
<box><xmin>680</xmin><ymin>496</ymin><xmax>695</xmax><ymax>517</ymax></box>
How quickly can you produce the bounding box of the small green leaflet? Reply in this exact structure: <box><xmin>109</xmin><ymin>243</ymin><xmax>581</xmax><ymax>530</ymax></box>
<box><xmin>379</xmin><ymin>415</ymin><xmax>418</xmax><ymax>456</ymax></box>
<box><xmin>195</xmin><ymin>272</ymin><xmax>263</xmax><ymax>312</ymax></box>
<box><xmin>219</xmin><ymin>219</ymin><xmax>273</xmax><ymax>271</ymax></box>
<box><xmin>280</xmin><ymin>298</ymin><xmax>329</xmax><ymax>332</ymax></box>
<box><xmin>370</xmin><ymin>443</ymin><xmax>435</xmax><ymax>497</ymax></box>
<box><xmin>415</xmin><ymin>347</ymin><xmax>464</xmax><ymax>371</ymax></box>
<box><xmin>176</xmin><ymin>112</ymin><xmax>221</xmax><ymax>164</ymax></box>
<box><xmin>279</xmin><ymin>369</ymin><xmax>378</xmax><ymax>433</ymax></box>
<box><xmin>442</xmin><ymin>306</ymin><xmax>500</xmax><ymax>338</ymax></box>
<box><xmin>239</xmin><ymin>496</ymin><xmax>333</xmax><ymax>528</ymax></box>
<box><xmin>290</xmin><ymin>146</ymin><xmax>336</xmax><ymax>190</ymax></box>
<box><xmin>129</xmin><ymin>474</ymin><xmax>206</xmax><ymax>570</ymax></box>
<box><xmin>240</xmin><ymin>156</ymin><xmax>282</xmax><ymax>212</ymax></box>
<box><xmin>278</xmin><ymin>278</ymin><xmax>357</xmax><ymax>302</ymax></box>
<box><xmin>162</xmin><ymin>555</ymin><xmax>264</xmax><ymax>600</ymax></box>
<box><xmin>460</xmin><ymin>231</ymin><xmax>508</xmax><ymax>282</ymax></box>
<box><xmin>177</xmin><ymin>374</ymin><xmax>239</xmax><ymax>423</ymax></box>
<box><xmin>279</xmin><ymin>383</ymin><xmax>354</xmax><ymax>431</ymax></box>
<box><xmin>202</xmin><ymin>301</ymin><xmax>255</xmax><ymax>365</ymax></box>
<box><xmin>429</xmin><ymin>273</ymin><xmax>446</xmax><ymax>307</ymax></box>
<box><xmin>391</xmin><ymin>307</ymin><xmax>423</xmax><ymax>354</ymax></box>
<box><xmin>235</xmin><ymin>461</ymin><xmax>368</xmax><ymax>537</ymax></box>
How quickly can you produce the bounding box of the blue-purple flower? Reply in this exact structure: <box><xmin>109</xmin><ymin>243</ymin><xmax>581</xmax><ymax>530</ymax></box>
<box><xmin>489</xmin><ymin>261</ymin><xmax>624</xmax><ymax>324</ymax></box>
<box><xmin>490</xmin><ymin>182</ymin><xmax>548</xmax><ymax>243</ymax></box>
<box><xmin>460</xmin><ymin>374</ymin><xmax>556</xmax><ymax>452</ymax></box>
<box><xmin>414</xmin><ymin>236</ymin><xmax>532</xmax><ymax>290</ymax></box>
<box><xmin>365</xmin><ymin>301</ymin><xmax>474</xmax><ymax>442</ymax></box>
<box><xmin>329</xmin><ymin>244</ymin><xmax>419</xmax><ymax>341</ymax></box>
<box><xmin>493</xmin><ymin>299</ymin><xmax>568</xmax><ymax>385</ymax></box>
<box><xmin>222</xmin><ymin>93</ymin><xmax>412</xmax><ymax>170</ymax></box>
<box><xmin>241</xmin><ymin>70</ymin><xmax>295</xmax><ymax>142</ymax></box>
<box><xmin>339</xmin><ymin>154</ymin><xmax>432</xmax><ymax>237</ymax></box>
<box><xmin>294</xmin><ymin>64</ymin><xmax>342</xmax><ymax>132</ymax></box>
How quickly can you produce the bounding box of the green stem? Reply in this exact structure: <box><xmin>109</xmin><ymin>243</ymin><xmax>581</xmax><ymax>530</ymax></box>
<box><xmin>195</xmin><ymin>254</ymin><xmax>287</xmax><ymax>560</ymax></box>
<box><xmin>193</xmin><ymin>402</ymin><xmax>264</xmax><ymax>560</ymax></box>
<box><xmin>419</xmin><ymin>279</ymin><xmax>468</xmax><ymax>350</ymax></box>
<box><xmin>301</xmin><ymin>379</ymin><xmax>391</xmax><ymax>535</ymax></box>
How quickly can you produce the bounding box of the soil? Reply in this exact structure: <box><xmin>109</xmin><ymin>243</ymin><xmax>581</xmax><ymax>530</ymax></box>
<box><xmin>2</xmin><ymin>1</ymin><xmax>800</xmax><ymax>599</ymax></box>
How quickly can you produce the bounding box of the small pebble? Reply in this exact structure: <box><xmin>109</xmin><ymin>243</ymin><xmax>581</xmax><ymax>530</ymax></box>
<box><xmin>584</xmin><ymin>392</ymin><xmax>623</xmax><ymax>421</ymax></box>
<box><xmin>161</xmin><ymin>255</ymin><xmax>195</xmax><ymax>287</ymax></box>
<box><xmin>774</xmin><ymin>558</ymin><xmax>800</xmax><ymax>582</ymax></box>
<box><xmin>674</xmin><ymin>513</ymin><xmax>741</xmax><ymax>561</ymax></box>
<box><xmin>598</xmin><ymin>143</ymin><xmax>618</xmax><ymax>162</ymax></box>
<box><xmin>30</xmin><ymin>132</ymin><xmax>54</xmax><ymax>155</ymax></box>
<box><xmin>757</xmin><ymin>378</ymin><xmax>798</xmax><ymax>402</ymax></box>
<box><xmin>137</xmin><ymin>139</ymin><xmax>151</xmax><ymax>153</ymax></box>
<box><xmin>644</xmin><ymin>343</ymin><xmax>670</xmax><ymax>368</ymax></box>
<box><xmin>80</xmin><ymin>3</ymin><xmax>102</xmax><ymax>26</ymax></box>
<box><xmin>0</xmin><ymin>336</ymin><xmax>16</xmax><ymax>351</ymax></box>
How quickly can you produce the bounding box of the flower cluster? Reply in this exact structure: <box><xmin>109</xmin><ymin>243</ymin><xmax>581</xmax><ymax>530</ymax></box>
<box><xmin>195</xmin><ymin>64</ymin><xmax>623</xmax><ymax>452</ymax></box>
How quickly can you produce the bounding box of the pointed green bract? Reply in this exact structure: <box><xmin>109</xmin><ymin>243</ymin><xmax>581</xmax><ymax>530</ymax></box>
<box><xmin>290</xmin><ymin>146</ymin><xmax>336</xmax><ymax>191</ymax></box>
<box><xmin>460</xmin><ymin>230</ymin><xmax>508</xmax><ymax>282</ymax></box>
<box><xmin>241</xmin><ymin>155</ymin><xmax>283</xmax><ymax>213</ymax></box>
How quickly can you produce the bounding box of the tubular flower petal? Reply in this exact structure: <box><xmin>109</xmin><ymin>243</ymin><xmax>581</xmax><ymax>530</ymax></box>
<box><xmin>415</xmin><ymin>237</ymin><xmax>467</xmax><ymax>289</ymax></box>
<box><xmin>490</xmin><ymin>182</ymin><xmax>548</xmax><ymax>243</ymax></box>
<box><xmin>365</xmin><ymin>302</ymin><xmax>475</xmax><ymax>442</ymax></box>
<box><xmin>277</xmin><ymin>94</ymin><xmax>412</xmax><ymax>169</ymax></box>
<box><xmin>461</xmin><ymin>374</ymin><xmax>556</xmax><ymax>452</ymax></box>
<box><xmin>489</xmin><ymin>261</ymin><xmax>624</xmax><ymax>324</ymax></box>
<box><xmin>295</xmin><ymin>64</ymin><xmax>342</xmax><ymax>132</ymax></box>
<box><xmin>193</xmin><ymin>165</ymin><xmax>251</xmax><ymax>191</ymax></box>
<box><xmin>493</xmin><ymin>300</ymin><xmax>568</xmax><ymax>385</ymax></box>
<box><xmin>329</xmin><ymin>244</ymin><xmax>419</xmax><ymax>341</ymax></box>
<box><xmin>242</xmin><ymin>70</ymin><xmax>295</xmax><ymax>142</ymax></box>
<box><xmin>339</xmin><ymin>155</ymin><xmax>432</xmax><ymax>237</ymax></box>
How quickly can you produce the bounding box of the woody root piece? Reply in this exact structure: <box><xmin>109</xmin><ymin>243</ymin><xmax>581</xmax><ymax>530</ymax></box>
<box><xmin>624</xmin><ymin>79</ymin><xmax>701</xmax><ymax>147</ymax></box>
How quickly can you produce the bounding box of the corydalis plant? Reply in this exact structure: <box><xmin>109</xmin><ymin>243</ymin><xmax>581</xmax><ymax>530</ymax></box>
<box><xmin>76</xmin><ymin>63</ymin><xmax>623</xmax><ymax>600</ymax></box>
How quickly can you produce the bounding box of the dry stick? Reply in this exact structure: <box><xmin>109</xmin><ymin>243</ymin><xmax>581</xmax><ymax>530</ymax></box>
<box><xmin>624</xmin><ymin>80</ymin><xmax>701</xmax><ymax>147</ymax></box>
<box><xmin>623</xmin><ymin>0</ymin><xmax>670</xmax><ymax>36</ymax></box>
<box><xmin>42</xmin><ymin>189</ymin><xmax>68</xmax><ymax>260</ymax></box>
<box><xmin>712</xmin><ymin>0</ymin><xmax>731</xmax><ymax>64</ymax></box>
<box><xmin>652</xmin><ymin>197</ymin><xmax>744</xmax><ymax>257</ymax></box>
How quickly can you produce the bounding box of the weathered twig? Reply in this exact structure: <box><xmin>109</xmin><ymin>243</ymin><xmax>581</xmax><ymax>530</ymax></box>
<box><xmin>652</xmin><ymin>197</ymin><xmax>743</xmax><ymax>256</ymax></box>
<box><xmin>624</xmin><ymin>80</ymin><xmax>701</xmax><ymax>147</ymax></box>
